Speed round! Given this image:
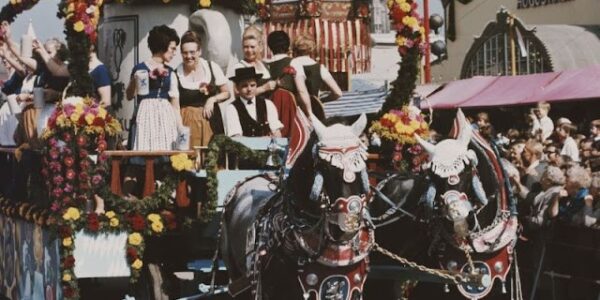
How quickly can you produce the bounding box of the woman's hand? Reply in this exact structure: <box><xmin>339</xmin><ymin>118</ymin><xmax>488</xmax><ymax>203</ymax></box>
<box><xmin>203</xmin><ymin>97</ymin><xmax>215</xmax><ymax>118</ymax></box>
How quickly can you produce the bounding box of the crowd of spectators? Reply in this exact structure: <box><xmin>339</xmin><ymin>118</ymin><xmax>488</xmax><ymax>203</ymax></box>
<box><xmin>471</xmin><ymin>102</ymin><xmax>600</xmax><ymax>234</ymax></box>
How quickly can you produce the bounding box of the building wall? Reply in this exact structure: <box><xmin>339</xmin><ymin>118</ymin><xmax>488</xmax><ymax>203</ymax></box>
<box><xmin>431</xmin><ymin>0</ymin><xmax>600</xmax><ymax>82</ymax></box>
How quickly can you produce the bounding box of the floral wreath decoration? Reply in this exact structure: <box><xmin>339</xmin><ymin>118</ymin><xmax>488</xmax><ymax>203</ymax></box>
<box><xmin>380</xmin><ymin>0</ymin><xmax>426</xmax><ymax>113</ymax></box>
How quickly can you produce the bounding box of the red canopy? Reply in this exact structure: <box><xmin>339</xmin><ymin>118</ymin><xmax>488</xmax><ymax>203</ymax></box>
<box><xmin>422</xmin><ymin>65</ymin><xmax>600</xmax><ymax>109</ymax></box>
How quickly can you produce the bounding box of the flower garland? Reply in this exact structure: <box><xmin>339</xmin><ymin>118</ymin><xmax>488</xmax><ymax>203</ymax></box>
<box><xmin>380</xmin><ymin>0</ymin><xmax>425</xmax><ymax>113</ymax></box>
<box><xmin>0</xmin><ymin>0</ymin><xmax>39</xmax><ymax>23</ymax></box>
<box><xmin>203</xmin><ymin>135</ymin><xmax>271</xmax><ymax>221</ymax></box>
<box><xmin>58</xmin><ymin>191</ymin><xmax>177</xmax><ymax>299</ymax></box>
<box><xmin>42</xmin><ymin>97</ymin><xmax>121</xmax><ymax>214</ymax></box>
<box><xmin>370</xmin><ymin>106</ymin><xmax>430</xmax><ymax>172</ymax></box>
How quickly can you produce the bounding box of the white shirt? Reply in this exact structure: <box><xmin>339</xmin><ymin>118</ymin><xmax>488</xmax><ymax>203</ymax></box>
<box><xmin>176</xmin><ymin>58</ymin><xmax>227</xmax><ymax>89</ymax></box>
<box><xmin>225</xmin><ymin>97</ymin><xmax>283</xmax><ymax>137</ymax></box>
<box><xmin>531</xmin><ymin>116</ymin><xmax>554</xmax><ymax>140</ymax></box>
<box><xmin>560</xmin><ymin>136</ymin><xmax>580</xmax><ymax>162</ymax></box>
<box><xmin>290</xmin><ymin>55</ymin><xmax>334</xmax><ymax>81</ymax></box>
<box><xmin>0</xmin><ymin>101</ymin><xmax>18</xmax><ymax>146</ymax></box>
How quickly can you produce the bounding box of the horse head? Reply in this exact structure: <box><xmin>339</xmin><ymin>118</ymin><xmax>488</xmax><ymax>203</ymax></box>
<box><xmin>414</xmin><ymin>110</ymin><xmax>487</xmax><ymax>239</ymax></box>
<box><xmin>288</xmin><ymin>114</ymin><xmax>370</xmax><ymax>243</ymax></box>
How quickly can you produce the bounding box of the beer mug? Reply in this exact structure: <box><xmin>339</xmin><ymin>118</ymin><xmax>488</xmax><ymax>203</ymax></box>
<box><xmin>33</xmin><ymin>87</ymin><xmax>45</xmax><ymax>109</ymax></box>
<box><xmin>175</xmin><ymin>125</ymin><xmax>190</xmax><ymax>150</ymax></box>
<box><xmin>135</xmin><ymin>70</ymin><xmax>149</xmax><ymax>96</ymax></box>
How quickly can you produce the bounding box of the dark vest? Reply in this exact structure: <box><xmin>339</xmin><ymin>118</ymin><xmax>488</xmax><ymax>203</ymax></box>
<box><xmin>267</xmin><ymin>56</ymin><xmax>295</xmax><ymax>92</ymax></box>
<box><xmin>177</xmin><ymin>62</ymin><xmax>216</xmax><ymax>108</ymax></box>
<box><xmin>232</xmin><ymin>97</ymin><xmax>271</xmax><ymax>137</ymax></box>
<box><xmin>303</xmin><ymin>64</ymin><xmax>322</xmax><ymax>97</ymax></box>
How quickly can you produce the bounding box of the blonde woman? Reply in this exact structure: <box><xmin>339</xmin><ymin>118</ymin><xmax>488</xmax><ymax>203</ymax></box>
<box><xmin>232</xmin><ymin>26</ymin><xmax>276</xmax><ymax>97</ymax></box>
<box><xmin>290</xmin><ymin>34</ymin><xmax>342</xmax><ymax>120</ymax></box>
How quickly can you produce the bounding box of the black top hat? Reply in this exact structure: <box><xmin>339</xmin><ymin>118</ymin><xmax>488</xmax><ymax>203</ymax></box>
<box><xmin>229</xmin><ymin>67</ymin><xmax>263</xmax><ymax>83</ymax></box>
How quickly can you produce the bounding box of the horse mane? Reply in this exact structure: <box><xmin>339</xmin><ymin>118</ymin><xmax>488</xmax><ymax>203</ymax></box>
<box><xmin>468</xmin><ymin>140</ymin><xmax>500</xmax><ymax>227</ymax></box>
<box><xmin>287</xmin><ymin>133</ymin><xmax>317</xmax><ymax>206</ymax></box>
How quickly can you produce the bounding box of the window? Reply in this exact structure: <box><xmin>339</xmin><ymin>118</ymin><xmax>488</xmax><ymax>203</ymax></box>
<box><xmin>461</xmin><ymin>10</ymin><xmax>552</xmax><ymax>78</ymax></box>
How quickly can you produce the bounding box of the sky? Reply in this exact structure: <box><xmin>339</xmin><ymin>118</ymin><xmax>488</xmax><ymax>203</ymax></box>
<box><xmin>0</xmin><ymin>0</ymin><xmax>444</xmax><ymax>41</ymax></box>
<box><xmin>0</xmin><ymin>0</ymin><xmax>64</xmax><ymax>41</ymax></box>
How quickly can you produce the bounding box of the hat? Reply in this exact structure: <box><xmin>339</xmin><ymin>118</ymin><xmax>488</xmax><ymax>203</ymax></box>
<box><xmin>556</xmin><ymin>117</ymin><xmax>572</xmax><ymax>126</ymax></box>
<box><xmin>229</xmin><ymin>67</ymin><xmax>263</xmax><ymax>83</ymax></box>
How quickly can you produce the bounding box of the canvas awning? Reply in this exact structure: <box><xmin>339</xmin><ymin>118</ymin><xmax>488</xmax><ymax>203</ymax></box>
<box><xmin>421</xmin><ymin>64</ymin><xmax>600</xmax><ymax>109</ymax></box>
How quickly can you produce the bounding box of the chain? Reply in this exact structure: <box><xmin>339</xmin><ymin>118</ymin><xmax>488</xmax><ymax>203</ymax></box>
<box><xmin>373</xmin><ymin>242</ymin><xmax>465</xmax><ymax>285</ymax></box>
<box><xmin>461</xmin><ymin>243</ymin><xmax>476</xmax><ymax>274</ymax></box>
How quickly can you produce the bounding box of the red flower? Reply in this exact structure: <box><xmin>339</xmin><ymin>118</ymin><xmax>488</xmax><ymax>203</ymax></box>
<box><xmin>63</xmin><ymin>286</ymin><xmax>75</xmax><ymax>298</ymax></box>
<box><xmin>128</xmin><ymin>214</ymin><xmax>146</xmax><ymax>231</ymax></box>
<box><xmin>79</xmin><ymin>149</ymin><xmax>88</xmax><ymax>159</ymax></box>
<box><xmin>66</xmin><ymin>169</ymin><xmax>76</xmax><ymax>180</ymax></box>
<box><xmin>63</xmin><ymin>255</ymin><xmax>75</xmax><ymax>268</ymax></box>
<box><xmin>59</xmin><ymin>226</ymin><xmax>73</xmax><ymax>238</ymax></box>
<box><xmin>150</xmin><ymin>67</ymin><xmax>169</xmax><ymax>79</ymax></box>
<box><xmin>76</xmin><ymin>135</ymin><xmax>87</xmax><ymax>147</ymax></box>
<box><xmin>282</xmin><ymin>66</ymin><xmax>296</xmax><ymax>76</ymax></box>
<box><xmin>87</xmin><ymin>213</ymin><xmax>100</xmax><ymax>232</ymax></box>
<box><xmin>126</xmin><ymin>246</ymin><xmax>138</xmax><ymax>262</ymax></box>
<box><xmin>97</xmin><ymin>140</ymin><xmax>107</xmax><ymax>152</ymax></box>
<box><xmin>64</xmin><ymin>156</ymin><xmax>75</xmax><ymax>167</ymax></box>
<box><xmin>161</xmin><ymin>211</ymin><xmax>177</xmax><ymax>230</ymax></box>
<box><xmin>92</xmin><ymin>117</ymin><xmax>105</xmax><ymax>127</ymax></box>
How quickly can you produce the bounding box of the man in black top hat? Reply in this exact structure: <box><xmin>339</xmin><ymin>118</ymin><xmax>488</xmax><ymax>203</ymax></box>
<box><xmin>226</xmin><ymin>67</ymin><xmax>283</xmax><ymax>137</ymax></box>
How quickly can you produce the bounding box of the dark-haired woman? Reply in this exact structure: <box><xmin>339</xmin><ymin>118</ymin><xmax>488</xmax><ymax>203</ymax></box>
<box><xmin>176</xmin><ymin>30</ymin><xmax>229</xmax><ymax>148</ymax></box>
<box><xmin>126</xmin><ymin>25</ymin><xmax>181</xmax><ymax>151</ymax></box>
<box><xmin>265</xmin><ymin>30</ymin><xmax>296</xmax><ymax>137</ymax></box>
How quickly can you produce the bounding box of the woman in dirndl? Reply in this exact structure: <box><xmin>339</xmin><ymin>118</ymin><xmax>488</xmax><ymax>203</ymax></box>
<box><xmin>176</xmin><ymin>30</ymin><xmax>230</xmax><ymax>147</ymax></box>
<box><xmin>125</xmin><ymin>25</ymin><xmax>181</xmax><ymax>151</ymax></box>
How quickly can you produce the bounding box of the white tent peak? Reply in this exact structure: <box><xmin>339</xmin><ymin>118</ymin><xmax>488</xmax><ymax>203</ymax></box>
<box><xmin>25</xmin><ymin>19</ymin><xmax>37</xmax><ymax>39</ymax></box>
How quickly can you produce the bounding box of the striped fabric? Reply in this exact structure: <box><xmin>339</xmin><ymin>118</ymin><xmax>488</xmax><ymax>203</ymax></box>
<box><xmin>323</xmin><ymin>86</ymin><xmax>389</xmax><ymax>118</ymax></box>
<box><xmin>263</xmin><ymin>18</ymin><xmax>371</xmax><ymax>74</ymax></box>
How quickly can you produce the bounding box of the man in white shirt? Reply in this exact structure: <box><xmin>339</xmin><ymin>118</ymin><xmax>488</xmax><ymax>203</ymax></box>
<box><xmin>530</xmin><ymin>102</ymin><xmax>554</xmax><ymax>141</ymax></box>
<box><xmin>226</xmin><ymin>67</ymin><xmax>283</xmax><ymax>137</ymax></box>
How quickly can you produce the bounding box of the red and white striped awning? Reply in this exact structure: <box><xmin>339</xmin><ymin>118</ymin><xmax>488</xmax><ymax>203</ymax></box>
<box><xmin>263</xmin><ymin>18</ymin><xmax>371</xmax><ymax>74</ymax></box>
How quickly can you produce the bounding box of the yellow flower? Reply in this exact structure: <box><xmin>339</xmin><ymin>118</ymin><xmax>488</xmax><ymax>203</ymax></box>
<box><xmin>409</xmin><ymin>120</ymin><xmax>420</xmax><ymax>130</ymax></box>
<box><xmin>396</xmin><ymin>36</ymin><xmax>406</xmax><ymax>47</ymax></box>
<box><xmin>110</xmin><ymin>218</ymin><xmax>119</xmax><ymax>227</ymax></box>
<box><xmin>98</xmin><ymin>108</ymin><xmax>107</xmax><ymax>119</ymax></box>
<box><xmin>131</xmin><ymin>259</ymin><xmax>143</xmax><ymax>269</ymax></box>
<box><xmin>199</xmin><ymin>0</ymin><xmax>211</xmax><ymax>7</ymax></box>
<box><xmin>147</xmin><ymin>214</ymin><xmax>161</xmax><ymax>223</ymax></box>
<box><xmin>73</xmin><ymin>21</ymin><xmax>85</xmax><ymax>32</ymax></box>
<box><xmin>63</xmin><ymin>207</ymin><xmax>81</xmax><ymax>221</ymax></box>
<box><xmin>395</xmin><ymin>0</ymin><xmax>406</xmax><ymax>4</ymax></box>
<box><xmin>70</xmin><ymin>112</ymin><xmax>81</xmax><ymax>123</ymax></box>
<box><xmin>151</xmin><ymin>221</ymin><xmax>164</xmax><ymax>233</ymax></box>
<box><xmin>56</xmin><ymin>115</ymin><xmax>68</xmax><ymax>127</ymax></box>
<box><xmin>399</xmin><ymin>2</ymin><xmax>411</xmax><ymax>12</ymax></box>
<box><xmin>62</xmin><ymin>273</ymin><xmax>72</xmax><ymax>282</ymax></box>
<box><xmin>84</xmin><ymin>113</ymin><xmax>95</xmax><ymax>125</ymax></box>
<box><xmin>67</xmin><ymin>3</ymin><xmax>75</xmax><ymax>12</ymax></box>
<box><xmin>105</xmin><ymin>211</ymin><xmax>116</xmax><ymax>219</ymax></box>
<box><xmin>171</xmin><ymin>153</ymin><xmax>193</xmax><ymax>171</ymax></box>
<box><xmin>128</xmin><ymin>232</ymin><xmax>143</xmax><ymax>246</ymax></box>
<box><xmin>63</xmin><ymin>237</ymin><xmax>73</xmax><ymax>247</ymax></box>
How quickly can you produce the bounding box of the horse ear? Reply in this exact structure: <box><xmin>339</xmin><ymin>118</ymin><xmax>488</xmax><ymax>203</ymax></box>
<box><xmin>456</xmin><ymin>109</ymin><xmax>472</xmax><ymax>148</ymax></box>
<box><xmin>415</xmin><ymin>134</ymin><xmax>435</xmax><ymax>156</ymax></box>
<box><xmin>351</xmin><ymin>114</ymin><xmax>367</xmax><ymax>137</ymax></box>
<box><xmin>311</xmin><ymin>113</ymin><xmax>327</xmax><ymax>141</ymax></box>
